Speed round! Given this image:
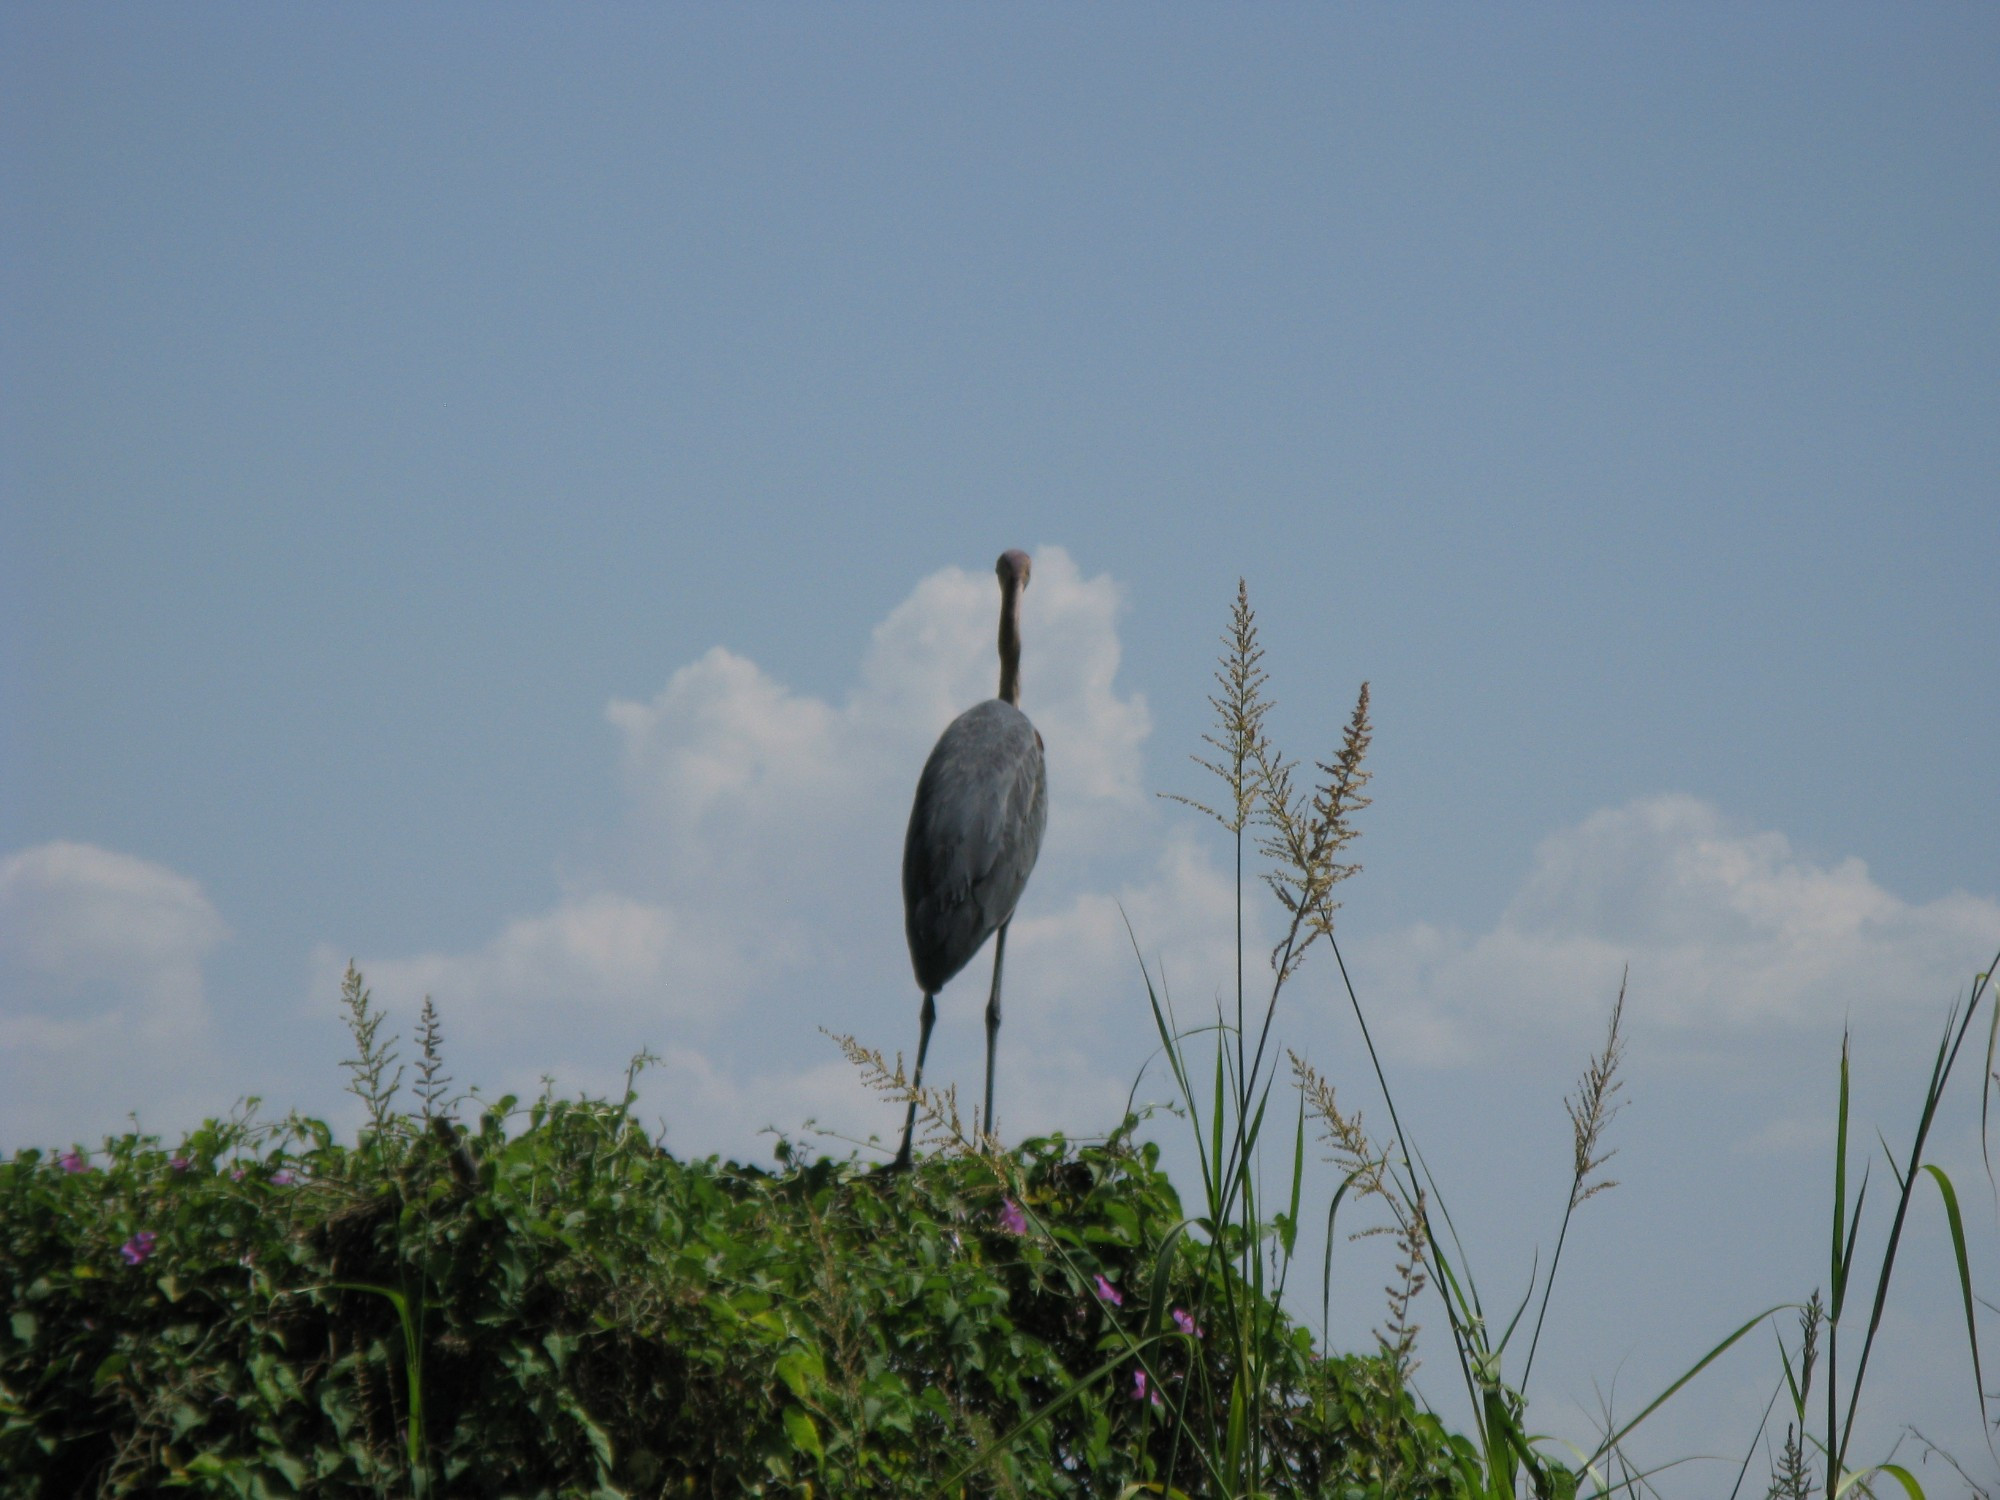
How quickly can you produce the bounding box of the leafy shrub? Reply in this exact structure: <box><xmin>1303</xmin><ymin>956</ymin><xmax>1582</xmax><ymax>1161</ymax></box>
<box><xmin>1</xmin><ymin>1070</ymin><xmax>1464</xmax><ymax>1497</ymax></box>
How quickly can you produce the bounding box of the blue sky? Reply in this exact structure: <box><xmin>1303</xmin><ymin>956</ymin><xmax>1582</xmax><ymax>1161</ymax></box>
<box><xmin>5</xmin><ymin>4</ymin><xmax>1998</xmax><ymax>1483</ymax></box>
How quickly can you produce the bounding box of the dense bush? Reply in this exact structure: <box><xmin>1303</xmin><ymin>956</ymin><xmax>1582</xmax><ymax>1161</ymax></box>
<box><xmin>1</xmin><ymin>1085</ymin><xmax>1467</xmax><ymax>1498</ymax></box>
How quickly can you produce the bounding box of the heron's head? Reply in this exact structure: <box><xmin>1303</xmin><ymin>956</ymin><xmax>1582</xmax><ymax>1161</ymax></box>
<box><xmin>996</xmin><ymin>549</ymin><xmax>1032</xmax><ymax>591</ymax></box>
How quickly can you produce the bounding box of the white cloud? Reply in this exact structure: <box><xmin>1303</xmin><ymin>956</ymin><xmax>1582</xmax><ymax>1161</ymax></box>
<box><xmin>333</xmin><ymin>565</ymin><xmax>1998</xmax><ymax>1168</ymax></box>
<box><xmin>11</xmin><ymin>600</ymin><xmax>1993</xmax><ymax>1186</ymax></box>
<box><xmin>1353</xmin><ymin>794</ymin><xmax>1999</xmax><ymax>1062</ymax></box>
<box><xmin>602</xmin><ymin>545</ymin><xmax>1151</xmax><ymax>875</ymax></box>
<box><xmin>0</xmin><ymin>842</ymin><xmax>230</xmax><ymax>1148</ymax></box>
<box><xmin>326</xmin><ymin>892</ymin><xmax>762</xmax><ymax>1039</ymax></box>
<box><xmin>343</xmin><ymin>548</ymin><xmax>1181</xmax><ymax>1159</ymax></box>
<box><xmin>0</xmin><ymin>842</ymin><xmax>226</xmax><ymax>1042</ymax></box>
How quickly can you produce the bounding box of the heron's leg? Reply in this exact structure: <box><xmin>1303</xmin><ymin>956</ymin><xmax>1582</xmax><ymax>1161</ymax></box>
<box><xmin>983</xmin><ymin>922</ymin><xmax>1009</xmax><ymax>1140</ymax></box>
<box><xmin>892</xmin><ymin>992</ymin><xmax>937</xmax><ymax>1171</ymax></box>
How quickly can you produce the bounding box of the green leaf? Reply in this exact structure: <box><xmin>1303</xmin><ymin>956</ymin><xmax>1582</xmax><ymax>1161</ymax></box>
<box><xmin>1281</xmin><ymin>1092</ymin><xmax>1305</xmax><ymax>1259</ymax></box>
<box><xmin>782</xmin><ymin>1404</ymin><xmax>823</xmax><ymax>1462</ymax></box>
<box><xmin>1588</xmin><ymin>1305</ymin><xmax>1784</xmax><ymax>1464</ymax></box>
<box><xmin>1835</xmin><ymin>1462</ymin><xmax>1925</xmax><ymax>1500</ymax></box>
<box><xmin>774</xmin><ymin>1346</ymin><xmax>823</xmax><ymax>1402</ymax></box>
<box><xmin>1831</xmin><ymin>1033</ymin><xmax>1852</xmax><ymax>1317</ymax></box>
<box><xmin>268</xmin><ymin>1449</ymin><xmax>308</xmax><ymax>1486</ymax></box>
<box><xmin>1920</xmin><ymin>1162</ymin><xmax>1986</xmax><ymax>1427</ymax></box>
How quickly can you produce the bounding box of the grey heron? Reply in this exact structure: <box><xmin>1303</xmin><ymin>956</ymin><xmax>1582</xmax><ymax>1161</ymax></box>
<box><xmin>891</xmin><ymin>549</ymin><xmax>1048</xmax><ymax>1169</ymax></box>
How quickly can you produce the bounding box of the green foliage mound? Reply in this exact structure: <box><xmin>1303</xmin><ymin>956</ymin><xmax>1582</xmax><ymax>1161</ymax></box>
<box><xmin>2</xmin><ymin>1087</ymin><xmax>1463</xmax><ymax>1498</ymax></box>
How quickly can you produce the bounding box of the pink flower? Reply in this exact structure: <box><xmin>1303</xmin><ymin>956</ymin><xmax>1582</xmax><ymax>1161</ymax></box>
<box><xmin>58</xmin><ymin>1151</ymin><xmax>90</xmax><ymax>1174</ymax></box>
<box><xmin>120</xmin><ymin>1231</ymin><xmax>157</xmax><ymax>1266</ymax></box>
<box><xmin>270</xmin><ymin>1168</ymin><xmax>297</xmax><ymax>1186</ymax></box>
<box><xmin>1172</xmin><ymin>1307</ymin><xmax>1203</xmax><ymax>1338</ymax></box>
<box><xmin>997</xmin><ymin>1198</ymin><xmax>1027</xmax><ymax>1236</ymax></box>
<box><xmin>230</xmin><ymin>1167</ymin><xmax>245</xmax><ymax>1182</ymax></box>
<box><xmin>1132</xmin><ymin>1368</ymin><xmax>1162</xmax><ymax>1408</ymax></box>
<box><xmin>168</xmin><ymin>1157</ymin><xmax>192</xmax><ymax>1173</ymax></box>
<box><xmin>1092</xmin><ymin>1273</ymin><xmax>1122</xmax><ymax>1306</ymax></box>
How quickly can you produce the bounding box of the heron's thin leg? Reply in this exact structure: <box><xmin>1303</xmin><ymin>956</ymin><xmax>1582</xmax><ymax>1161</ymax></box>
<box><xmin>983</xmin><ymin>922</ymin><xmax>1009</xmax><ymax>1140</ymax></box>
<box><xmin>892</xmin><ymin>992</ymin><xmax>937</xmax><ymax>1171</ymax></box>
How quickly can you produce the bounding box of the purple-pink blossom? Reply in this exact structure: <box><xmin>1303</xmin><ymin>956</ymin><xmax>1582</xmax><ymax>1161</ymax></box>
<box><xmin>120</xmin><ymin>1232</ymin><xmax>157</xmax><ymax>1266</ymax></box>
<box><xmin>270</xmin><ymin>1168</ymin><xmax>297</xmax><ymax>1186</ymax></box>
<box><xmin>1172</xmin><ymin>1307</ymin><xmax>1203</xmax><ymax>1339</ymax></box>
<box><xmin>1092</xmin><ymin>1273</ymin><xmax>1122</xmax><ymax>1306</ymax></box>
<box><xmin>1132</xmin><ymin>1368</ymin><xmax>1162</xmax><ymax>1408</ymax></box>
<box><xmin>58</xmin><ymin>1151</ymin><xmax>90</xmax><ymax>1174</ymax></box>
<box><xmin>168</xmin><ymin>1156</ymin><xmax>192</xmax><ymax>1173</ymax></box>
<box><xmin>997</xmin><ymin>1198</ymin><xmax>1027</xmax><ymax>1236</ymax></box>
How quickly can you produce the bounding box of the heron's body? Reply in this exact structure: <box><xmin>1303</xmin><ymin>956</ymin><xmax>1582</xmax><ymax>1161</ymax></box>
<box><xmin>903</xmin><ymin>699</ymin><xmax>1047</xmax><ymax>994</ymax></box>
<box><xmin>890</xmin><ymin>549</ymin><xmax>1045</xmax><ymax>1170</ymax></box>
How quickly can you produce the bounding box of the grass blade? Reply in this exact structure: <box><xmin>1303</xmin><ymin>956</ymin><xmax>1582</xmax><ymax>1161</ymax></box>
<box><xmin>331</xmin><ymin>1280</ymin><xmax>429</xmax><ymax>1496</ymax></box>
<box><xmin>1588</xmin><ymin>1305</ymin><xmax>1782</xmax><ymax>1464</ymax></box>
<box><xmin>1832</xmin><ymin>1034</ymin><xmax>1851</xmax><ymax>1317</ymax></box>
<box><xmin>1144</xmin><ymin>1219</ymin><xmax>1192</xmax><ymax>1347</ymax></box>
<box><xmin>1282</xmin><ymin>1092</ymin><xmax>1304</xmax><ymax>1259</ymax></box>
<box><xmin>1839</xmin><ymin>1167</ymin><xmax>1869</xmax><ymax>1307</ymax></box>
<box><xmin>1320</xmin><ymin>1166</ymin><xmax>1364</xmax><ymax>1343</ymax></box>
<box><xmin>1211</xmin><ymin>1037</ymin><xmax>1227</xmax><ymax>1215</ymax></box>
<box><xmin>1834</xmin><ymin>1462</ymin><xmax>1926</xmax><ymax>1500</ymax></box>
<box><xmin>1919</xmin><ymin>1163</ymin><xmax>1987</xmax><ymax>1432</ymax></box>
<box><xmin>1982</xmin><ymin>985</ymin><xmax>1999</xmax><ymax>1193</ymax></box>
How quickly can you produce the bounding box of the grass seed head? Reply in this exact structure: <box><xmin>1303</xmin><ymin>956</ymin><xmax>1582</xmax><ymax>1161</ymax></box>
<box><xmin>1162</xmin><ymin>577</ymin><xmax>1275</xmax><ymax>835</ymax></box>
<box><xmin>1564</xmin><ymin>968</ymin><xmax>1629</xmax><ymax>1209</ymax></box>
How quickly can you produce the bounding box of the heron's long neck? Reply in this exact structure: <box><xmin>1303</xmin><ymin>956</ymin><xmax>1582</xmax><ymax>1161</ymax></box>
<box><xmin>997</xmin><ymin>582</ymin><xmax>1023</xmax><ymax>706</ymax></box>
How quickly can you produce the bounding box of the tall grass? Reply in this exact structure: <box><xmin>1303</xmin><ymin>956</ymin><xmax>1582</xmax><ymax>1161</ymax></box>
<box><xmin>1105</xmin><ymin>580</ymin><xmax>1999</xmax><ymax>1499</ymax></box>
<box><xmin>1127</xmin><ymin>580</ymin><xmax>1617</xmax><ymax>1498</ymax></box>
<box><xmin>1750</xmin><ymin>962</ymin><xmax>1997</xmax><ymax>1500</ymax></box>
<box><xmin>1130</xmin><ymin>581</ymin><xmax>1382</xmax><ymax>1497</ymax></box>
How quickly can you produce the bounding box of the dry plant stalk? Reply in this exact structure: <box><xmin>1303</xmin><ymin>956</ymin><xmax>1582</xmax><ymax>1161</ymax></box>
<box><xmin>1160</xmin><ymin>580</ymin><xmax>1372</xmax><ymax>987</ymax></box>
<box><xmin>1289</xmin><ymin>1051</ymin><xmax>1391</xmax><ymax>1216</ymax></box>
<box><xmin>1564</xmin><ymin>970</ymin><xmax>1629</xmax><ymax>1208</ymax></box>
<box><xmin>1765</xmin><ymin>1293</ymin><xmax>1823</xmax><ymax>1500</ymax></box>
<box><xmin>1377</xmin><ymin>1189</ymin><xmax>1428</xmax><ymax>1383</ymax></box>
<box><xmin>824</xmin><ymin>1028</ymin><xmax>1001</xmax><ymax>1167</ymax></box>
<box><xmin>1164</xmin><ymin>579</ymin><xmax>1274</xmax><ymax>838</ymax></box>
<box><xmin>413</xmin><ymin>996</ymin><xmax>450</xmax><ymax>1120</ymax></box>
<box><xmin>1293</xmin><ymin>1052</ymin><xmax>1429</xmax><ymax>1379</ymax></box>
<box><xmin>1256</xmin><ymin>683</ymin><xmax>1372</xmax><ymax>984</ymax></box>
<box><xmin>1522</xmin><ymin>969</ymin><xmax>1634</xmax><ymax>1389</ymax></box>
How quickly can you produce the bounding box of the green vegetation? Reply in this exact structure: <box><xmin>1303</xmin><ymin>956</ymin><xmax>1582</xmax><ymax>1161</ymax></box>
<box><xmin>0</xmin><ymin>977</ymin><xmax>1461</xmax><ymax>1497</ymax></box>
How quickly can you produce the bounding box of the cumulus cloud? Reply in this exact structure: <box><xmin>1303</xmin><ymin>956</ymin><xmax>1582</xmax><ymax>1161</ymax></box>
<box><xmin>334</xmin><ymin>892</ymin><xmax>760</xmax><ymax>1040</ymax></box>
<box><xmin>335</xmin><ymin>560</ymin><xmax>1996</xmax><ymax>1166</ymax></box>
<box><xmin>603</xmin><ymin>546</ymin><xmax>1151</xmax><ymax>874</ymax></box>
<box><xmin>0</xmin><ymin>842</ymin><xmax>229</xmax><ymax>1148</ymax></box>
<box><xmin>9</xmin><ymin>557</ymin><xmax>1993</xmax><ymax>1198</ymax></box>
<box><xmin>345</xmin><ymin>548</ymin><xmax>1197</xmax><ymax>1159</ymax></box>
<box><xmin>1353</xmin><ymin>794</ymin><xmax>1999</xmax><ymax>1062</ymax></box>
